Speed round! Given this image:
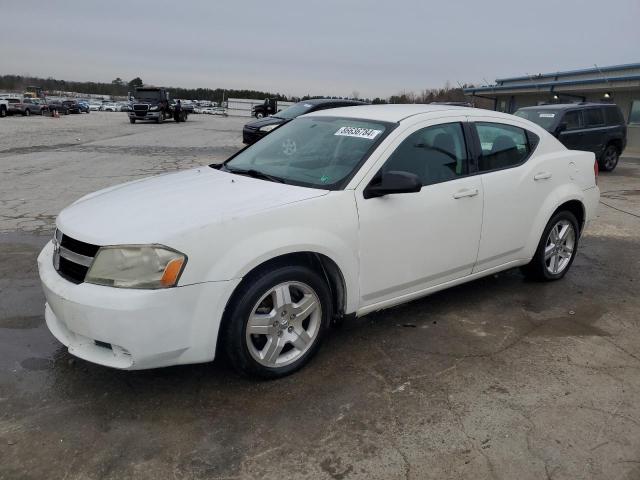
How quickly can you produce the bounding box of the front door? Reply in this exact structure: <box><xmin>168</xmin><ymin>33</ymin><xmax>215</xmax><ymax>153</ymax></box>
<box><xmin>356</xmin><ymin>120</ymin><xmax>483</xmax><ymax>307</ymax></box>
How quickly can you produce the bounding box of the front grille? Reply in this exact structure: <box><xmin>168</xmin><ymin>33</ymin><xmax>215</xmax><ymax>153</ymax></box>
<box><xmin>133</xmin><ymin>104</ymin><xmax>149</xmax><ymax>112</ymax></box>
<box><xmin>53</xmin><ymin>230</ymin><xmax>99</xmax><ymax>284</ymax></box>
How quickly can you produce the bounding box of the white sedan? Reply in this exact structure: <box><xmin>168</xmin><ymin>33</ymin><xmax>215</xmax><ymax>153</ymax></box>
<box><xmin>37</xmin><ymin>105</ymin><xmax>599</xmax><ymax>378</ymax></box>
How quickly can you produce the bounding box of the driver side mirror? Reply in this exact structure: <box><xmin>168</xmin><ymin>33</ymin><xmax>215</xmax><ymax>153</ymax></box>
<box><xmin>363</xmin><ymin>171</ymin><xmax>422</xmax><ymax>199</ymax></box>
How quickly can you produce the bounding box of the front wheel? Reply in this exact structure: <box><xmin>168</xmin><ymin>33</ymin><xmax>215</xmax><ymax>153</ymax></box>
<box><xmin>129</xmin><ymin>118</ymin><xmax>136</xmax><ymax>124</ymax></box>
<box><xmin>0</xmin><ymin>107</ymin><xmax>6</xmax><ymax>118</ymax></box>
<box><xmin>223</xmin><ymin>265</ymin><xmax>332</xmax><ymax>378</ymax></box>
<box><xmin>255</xmin><ymin>112</ymin><xmax>264</xmax><ymax>119</ymax></box>
<box><xmin>599</xmin><ymin>144</ymin><xmax>619</xmax><ymax>172</ymax></box>
<box><xmin>24</xmin><ymin>109</ymin><xmax>31</xmax><ymax>116</ymax></box>
<box><xmin>521</xmin><ymin>211</ymin><xmax>579</xmax><ymax>281</ymax></box>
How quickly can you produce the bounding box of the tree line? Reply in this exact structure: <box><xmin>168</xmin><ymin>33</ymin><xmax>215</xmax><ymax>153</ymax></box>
<box><xmin>0</xmin><ymin>74</ymin><xmax>489</xmax><ymax>107</ymax></box>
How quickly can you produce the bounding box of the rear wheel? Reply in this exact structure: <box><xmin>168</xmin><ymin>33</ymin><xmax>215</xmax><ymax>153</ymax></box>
<box><xmin>599</xmin><ymin>144</ymin><xmax>619</xmax><ymax>172</ymax></box>
<box><xmin>521</xmin><ymin>211</ymin><xmax>579</xmax><ymax>281</ymax></box>
<box><xmin>24</xmin><ymin>109</ymin><xmax>31</xmax><ymax>116</ymax></box>
<box><xmin>223</xmin><ymin>265</ymin><xmax>332</xmax><ymax>378</ymax></box>
<box><xmin>255</xmin><ymin>112</ymin><xmax>264</xmax><ymax>119</ymax></box>
<box><xmin>0</xmin><ymin>106</ymin><xmax>6</xmax><ymax>118</ymax></box>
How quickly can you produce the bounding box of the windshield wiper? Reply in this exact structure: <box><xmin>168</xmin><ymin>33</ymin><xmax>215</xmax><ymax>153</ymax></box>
<box><xmin>225</xmin><ymin>167</ymin><xmax>286</xmax><ymax>184</ymax></box>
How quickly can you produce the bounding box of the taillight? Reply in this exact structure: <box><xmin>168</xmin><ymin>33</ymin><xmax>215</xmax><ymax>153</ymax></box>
<box><xmin>594</xmin><ymin>160</ymin><xmax>599</xmax><ymax>185</ymax></box>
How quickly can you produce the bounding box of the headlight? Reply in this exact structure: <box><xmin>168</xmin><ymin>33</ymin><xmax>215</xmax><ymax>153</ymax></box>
<box><xmin>85</xmin><ymin>245</ymin><xmax>186</xmax><ymax>289</ymax></box>
<box><xmin>259</xmin><ymin>124</ymin><xmax>279</xmax><ymax>133</ymax></box>
<box><xmin>149</xmin><ymin>106</ymin><xmax>159</xmax><ymax>111</ymax></box>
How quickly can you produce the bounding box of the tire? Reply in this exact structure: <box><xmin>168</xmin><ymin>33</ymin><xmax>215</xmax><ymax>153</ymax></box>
<box><xmin>222</xmin><ymin>264</ymin><xmax>333</xmax><ymax>379</ymax></box>
<box><xmin>129</xmin><ymin>118</ymin><xmax>136</xmax><ymax>124</ymax></box>
<box><xmin>256</xmin><ymin>112</ymin><xmax>264</xmax><ymax>119</ymax></box>
<box><xmin>521</xmin><ymin>210</ymin><xmax>579</xmax><ymax>281</ymax></box>
<box><xmin>24</xmin><ymin>109</ymin><xmax>31</xmax><ymax>117</ymax></box>
<box><xmin>598</xmin><ymin>144</ymin><xmax>619</xmax><ymax>172</ymax></box>
<box><xmin>0</xmin><ymin>107</ymin><xmax>6</xmax><ymax>118</ymax></box>
<box><xmin>156</xmin><ymin>113</ymin><xmax>163</xmax><ymax>124</ymax></box>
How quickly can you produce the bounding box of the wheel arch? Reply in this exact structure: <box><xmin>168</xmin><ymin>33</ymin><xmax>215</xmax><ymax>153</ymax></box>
<box><xmin>224</xmin><ymin>251</ymin><xmax>349</xmax><ymax>321</ymax></box>
<box><xmin>524</xmin><ymin>187</ymin><xmax>588</xmax><ymax>260</ymax></box>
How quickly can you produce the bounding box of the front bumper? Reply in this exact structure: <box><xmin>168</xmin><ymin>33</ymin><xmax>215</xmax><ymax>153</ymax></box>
<box><xmin>38</xmin><ymin>241</ymin><xmax>240</xmax><ymax>370</ymax></box>
<box><xmin>128</xmin><ymin>111</ymin><xmax>161</xmax><ymax>120</ymax></box>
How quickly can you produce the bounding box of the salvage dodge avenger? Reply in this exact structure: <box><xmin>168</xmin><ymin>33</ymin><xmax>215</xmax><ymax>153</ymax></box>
<box><xmin>38</xmin><ymin>105</ymin><xmax>600</xmax><ymax>378</ymax></box>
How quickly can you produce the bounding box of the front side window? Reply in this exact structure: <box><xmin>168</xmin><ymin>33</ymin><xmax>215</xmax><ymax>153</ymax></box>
<box><xmin>475</xmin><ymin>122</ymin><xmax>531</xmax><ymax>172</ymax></box>
<box><xmin>604</xmin><ymin>106</ymin><xmax>624</xmax><ymax>125</ymax></box>
<box><xmin>563</xmin><ymin>111</ymin><xmax>582</xmax><ymax>130</ymax></box>
<box><xmin>381</xmin><ymin>123</ymin><xmax>468</xmax><ymax>186</ymax></box>
<box><xmin>223</xmin><ymin>116</ymin><xmax>392</xmax><ymax>189</ymax></box>
<box><xmin>584</xmin><ymin>108</ymin><xmax>605</xmax><ymax>127</ymax></box>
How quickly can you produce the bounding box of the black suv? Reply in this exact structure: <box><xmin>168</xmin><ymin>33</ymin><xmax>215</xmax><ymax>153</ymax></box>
<box><xmin>514</xmin><ymin>103</ymin><xmax>627</xmax><ymax>171</ymax></box>
<box><xmin>243</xmin><ymin>98</ymin><xmax>368</xmax><ymax>145</ymax></box>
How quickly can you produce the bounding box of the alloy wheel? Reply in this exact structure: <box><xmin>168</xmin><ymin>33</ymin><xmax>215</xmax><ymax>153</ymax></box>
<box><xmin>544</xmin><ymin>220</ymin><xmax>576</xmax><ymax>275</ymax></box>
<box><xmin>603</xmin><ymin>146</ymin><xmax>618</xmax><ymax>170</ymax></box>
<box><xmin>245</xmin><ymin>281</ymin><xmax>322</xmax><ymax>368</ymax></box>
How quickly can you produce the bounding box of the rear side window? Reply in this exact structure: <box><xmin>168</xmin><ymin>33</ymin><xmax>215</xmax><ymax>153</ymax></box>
<box><xmin>630</xmin><ymin>101</ymin><xmax>640</xmax><ymax>125</ymax></box>
<box><xmin>584</xmin><ymin>108</ymin><xmax>605</xmax><ymax>127</ymax></box>
<box><xmin>604</xmin><ymin>107</ymin><xmax>624</xmax><ymax>125</ymax></box>
<box><xmin>475</xmin><ymin>122</ymin><xmax>533</xmax><ymax>172</ymax></box>
<box><xmin>563</xmin><ymin>110</ymin><xmax>582</xmax><ymax>130</ymax></box>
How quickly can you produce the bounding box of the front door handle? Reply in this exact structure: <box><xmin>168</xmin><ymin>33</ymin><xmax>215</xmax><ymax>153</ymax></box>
<box><xmin>452</xmin><ymin>188</ymin><xmax>479</xmax><ymax>199</ymax></box>
<box><xmin>534</xmin><ymin>171</ymin><xmax>552</xmax><ymax>181</ymax></box>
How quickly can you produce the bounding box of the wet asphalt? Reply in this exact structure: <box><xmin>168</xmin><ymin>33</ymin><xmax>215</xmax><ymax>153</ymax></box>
<box><xmin>1</xmin><ymin>114</ymin><xmax>640</xmax><ymax>479</ymax></box>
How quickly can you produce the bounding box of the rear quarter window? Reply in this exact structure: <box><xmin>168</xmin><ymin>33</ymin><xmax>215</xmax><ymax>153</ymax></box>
<box><xmin>604</xmin><ymin>106</ymin><xmax>624</xmax><ymax>125</ymax></box>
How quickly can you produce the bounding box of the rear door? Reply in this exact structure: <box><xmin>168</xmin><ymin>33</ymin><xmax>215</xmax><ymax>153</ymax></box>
<box><xmin>470</xmin><ymin>118</ymin><xmax>557</xmax><ymax>271</ymax></box>
<box><xmin>582</xmin><ymin>107</ymin><xmax>607</xmax><ymax>156</ymax></box>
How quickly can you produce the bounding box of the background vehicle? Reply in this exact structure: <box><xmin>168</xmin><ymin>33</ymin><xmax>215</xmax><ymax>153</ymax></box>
<box><xmin>251</xmin><ymin>98</ymin><xmax>278</xmax><ymax>118</ymax></box>
<box><xmin>5</xmin><ymin>98</ymin><xmax>24</xmax><ymax>115</ymax></box>
<box><xmin>21</xmin><ymin>98</ymin><xmax>46</xmax><ymax>115</ymax></box>
<box><xmin>514</xmin><ymin>103</ymin><xmax>626</xmax><ymax>171</ymax></box>
<box><xmin>127</xmin><ymin>86</ymin><xmax>193</xmax><ymax>124</ymax></box>
<box><xmin>62</xmin><ymin>100</ymin><xmax>81</xmax><ymax>114</ymax></box>
<box><xmin>77</xmin><ymin>101</ymin><xmax>90</xmax><ymax>113</ymax></box>
<box><xmin>101</xmin><ymin>102</ymin><xmax>118</xmax><ymax>112</ymax></box>
<box><xmin>38</xmin><ymin>105</ymin><xmax>599</xmax><ymax>378</ymax></box>
<box><xmin>243</xmin><ymin>98</ymin><xmax>368</xmax><ymax>144</ymax></box>
<box><xmin>46</xmin><ymin>100</ymin><xmax>69</xmax><ymax>115</ymax></box>
<box><xmin>88</xmin><ymin>102</ymin><xmax>102</xmax><ymax>111</ymax></box>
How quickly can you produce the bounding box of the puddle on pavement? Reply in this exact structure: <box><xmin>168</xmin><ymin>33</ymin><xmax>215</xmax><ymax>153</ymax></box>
<box><xmin>0</xmin><ymin>315</ymin><xmax>43</xmax><ymax>329</ymax></box>
<box><xmin>20</xmin><ymin>357</ymin><xmax>52</xmax><ymax>371</ymax></box>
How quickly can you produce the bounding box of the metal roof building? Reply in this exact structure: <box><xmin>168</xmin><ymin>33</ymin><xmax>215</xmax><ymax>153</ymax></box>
<box><xmin>464</xmin><ymin>62</ymin><xmax>640</xmax><ymax>153</ymax></box>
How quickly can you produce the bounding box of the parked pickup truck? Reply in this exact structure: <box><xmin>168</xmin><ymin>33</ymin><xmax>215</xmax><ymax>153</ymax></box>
<box><xmin>127</xmin><ymin>86</ymin><xmax>192</xmax><ymax>123</ymax></box>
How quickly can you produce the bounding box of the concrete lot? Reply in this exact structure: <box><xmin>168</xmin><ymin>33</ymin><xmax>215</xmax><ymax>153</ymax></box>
<box><xmin>1</xmin><ymin>112</ymin><xmax>640</xmax><ymax>480</ymax></box>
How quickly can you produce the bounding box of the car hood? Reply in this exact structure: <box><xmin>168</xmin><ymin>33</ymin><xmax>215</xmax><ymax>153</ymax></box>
<box><xmin>244</xmin><ymin>116</ymin><xmax>288</xmax><ymax>129</ymax></box>
<box><xmin>57</xmin><ymin>167</ymin><xmax>328</xmax><ymax>245</ymax></box>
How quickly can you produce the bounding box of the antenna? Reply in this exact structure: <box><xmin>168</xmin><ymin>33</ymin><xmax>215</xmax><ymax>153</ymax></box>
<box><xmin>594</xmin><ymin>64</ymin><xmax>610</xmax><ymax>85</ymax></box>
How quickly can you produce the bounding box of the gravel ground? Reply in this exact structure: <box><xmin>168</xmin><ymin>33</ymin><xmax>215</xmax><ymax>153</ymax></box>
<box><xmin>1</xmin><ymin>112</ymin><xmax>640</xmax><ymax>480</ymax></box>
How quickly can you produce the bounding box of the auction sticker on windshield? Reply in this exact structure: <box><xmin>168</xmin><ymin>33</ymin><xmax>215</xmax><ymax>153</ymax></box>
<box><xmin>539</xmin><ymin>113</ymin><xmax>555</xmax><ymax>118</ymax></box>
<box><xmin>334</xmin><ymin>126</ymin><xmax>382</xmax><ymax>140</ymax></box>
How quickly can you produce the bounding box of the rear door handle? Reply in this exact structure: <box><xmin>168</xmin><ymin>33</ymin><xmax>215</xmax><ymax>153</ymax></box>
<box><xmin>534</xmin><ymin>172</ymin><xmax>552</xmax><ymax>181</ymax></box>
<box><xmin>453</xmin><ymin>188</ymin><xmax>479</xmax><ymax>199</ymax></box>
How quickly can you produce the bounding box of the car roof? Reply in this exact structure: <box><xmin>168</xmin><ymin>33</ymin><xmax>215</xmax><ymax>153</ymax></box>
<box><xmin>517</xmin><ymin>103</ymin><xmax>617</xmax><ymax>111</ymax></box>
<box><xmin>298</xmin><ymin>98</ymin><xmax>368</xmax><ymax>106</ymax></box>
<box><xmin>304</xmin><ymin>104</ymin><xmax>485</xmax><ymax>123</ymax></box>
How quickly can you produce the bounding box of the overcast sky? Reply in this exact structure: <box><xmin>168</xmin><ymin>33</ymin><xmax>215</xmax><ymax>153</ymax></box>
<box><xmin>1</xmin><ymin>0</ymin><xmax>639</xmax><ymax>98</ymax></box>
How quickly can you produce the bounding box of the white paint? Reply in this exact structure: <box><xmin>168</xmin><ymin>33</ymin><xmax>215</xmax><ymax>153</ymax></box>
<box><xmin>38</xmin><ymin>105</ymin><xmax>600</xmax><ymax>370</ymax></box>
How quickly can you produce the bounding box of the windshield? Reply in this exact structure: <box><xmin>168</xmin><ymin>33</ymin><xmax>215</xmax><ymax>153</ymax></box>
<box><xmin>273</xmin><ymin>102</ymin><xmax>316</xmax><ymax>119</ymax></box>
<box><xmin>135</xmin><ymin>90</ymin><xmax>162</xmax><ymax>101</ymax></box>
<box><xmin>514</xmin><ymin>109</ymin><xmax>559</xmax><ymax>131</ymax></box>
<box><xmin>223</xmin><ymin>116</ymin><xmax>392</xmax><ymax>189</ymax></box>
